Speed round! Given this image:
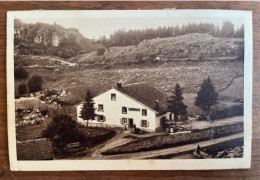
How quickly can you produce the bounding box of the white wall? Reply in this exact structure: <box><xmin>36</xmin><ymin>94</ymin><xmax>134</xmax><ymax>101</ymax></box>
<box><xmin>155</xmin><ymin>112</ymin><xmax>171</xmax><ymax>132</ymax></box>
<box><xmin>77</xmin><ymin>88</ymin><xmax>158</xmax><ymax>131</ymax></box>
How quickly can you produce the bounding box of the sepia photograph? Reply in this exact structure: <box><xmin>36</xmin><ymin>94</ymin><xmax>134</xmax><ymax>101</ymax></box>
<box><xmin>6</xmin><ymin>10</ymin><xmax>252</xmax><ymax>170</ymax></box>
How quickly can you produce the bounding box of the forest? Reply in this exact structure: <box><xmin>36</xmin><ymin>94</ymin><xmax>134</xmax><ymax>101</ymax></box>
<box><xmin>97</xmin><ymin>21</ymin><xmax>244</xmax><ymax>47</ymax></box>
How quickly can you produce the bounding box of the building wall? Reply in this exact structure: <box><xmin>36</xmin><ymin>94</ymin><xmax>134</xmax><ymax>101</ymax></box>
<box><xmin>77</xmin><ymin>88</ymin><xmax>158</xmax><ymax>131</ymax></box>
<box><xmin>155</xmin><ymin>112</ymin><xmax>171</xmax><ymax>132</ymax></box>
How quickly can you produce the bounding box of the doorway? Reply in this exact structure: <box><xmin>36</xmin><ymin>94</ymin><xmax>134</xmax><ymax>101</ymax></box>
<box><xmin>128</xmin><ymin>118</ymin><xmax>133</xmax><ymax>129</ymax></box>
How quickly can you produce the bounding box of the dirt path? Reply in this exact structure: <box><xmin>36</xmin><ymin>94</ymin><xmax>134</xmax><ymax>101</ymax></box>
<box><xmin>90</xmin><ymin>130</ymin><xmax>134</xmax><ymax>159</ymax></box>
<box><xmin>219</xmin><ymin>74</ymin><xmax>244</xmax><ymax>92</ymax></box>
<box><xmin>192</xmin><ymin>116</ymin><xmax>243</xmax><ymax>130</ymax></box>
<box><xmin>100</xmin><ymin>133</ymin><xmax>243</xmax><ymax>160</ymax></box>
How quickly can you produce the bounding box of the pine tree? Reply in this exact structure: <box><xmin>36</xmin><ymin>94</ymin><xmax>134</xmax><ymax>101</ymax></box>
<box><xmin>195</xmin><ymin>77</ymin><xmax>219</xmax><ymax>120</ymax></box>
<box><xmin>80</xmin><ymin>90</ymin><xmax>96</xmax><ymax>127</ymax></box>
<box><xmin>167</xmin><ymin>83</ymin><xmax>187</xmax><ymax>122</ymax></box>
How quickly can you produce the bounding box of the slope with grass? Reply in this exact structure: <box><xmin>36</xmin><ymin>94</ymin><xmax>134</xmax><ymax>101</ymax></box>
<box><xmin>69</xmin><ymin>33</ymin><xmax>244</xmax><ymax>66</ymax></box>
<box><xmin>20</xmin><ymin>59</ymin><xmax>243</xmax><ymax>111</ymax></box>
<box><xmin>15</xmin><ymin>33</ymin><xmax>244</xmax><ymax>115</ymax></box>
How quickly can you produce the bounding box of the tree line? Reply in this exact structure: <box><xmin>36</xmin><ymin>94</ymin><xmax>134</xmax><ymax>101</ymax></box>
<box><xmin>97</xmin><ymin>21</ymin><xmax>244</xmax><ymax>47</ymax></box>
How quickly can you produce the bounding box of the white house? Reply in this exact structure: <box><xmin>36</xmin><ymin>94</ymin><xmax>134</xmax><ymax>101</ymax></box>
<box><xmin>77</xmin><ymin>82</ymin><xmax>171</xmax><ymax>132</ymax></box>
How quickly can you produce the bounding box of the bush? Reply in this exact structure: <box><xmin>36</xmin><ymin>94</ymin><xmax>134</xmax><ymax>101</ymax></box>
<box><xmin>211</xmin><ymin>104</ymin><xmax>244</xmax><ymax>120</ymax></box>
<box><xmin>132</xmin><ymin>124</ymin><xmax>143</xmax><ymax>134</ymax></box>
<box><xmin>85</xmin><ymin>129</ymin><xmax>116</xmax><ymax>147</ymax></box>
<box><xmin>42</xmin><ymin>115</ymin><xmax>87</xmax><ymax>154</ymax></box>
<box><xmin>45</xmin><ymin>89</ymin><xmax>57</xmax><ymax>97</ymax></box>
<box><xmin>14</xmin><ymin>66</ymin><xmax>28</xmax><ymax>79</ymax></box>
<box><xmin>196</xmin><ymin>114</ymin><xmax>208</xmax><ymax>121</ymax></box>
<box><xmin>135</xmin><ymin>53</ymin><xmax>144</xmax><ymax>62</ymax></box>
<box><xmin>97</xmin><ymin>47</ymin><xmax>106</xmax><ymax>56</ymax></box>
<box><xmin>27</xmin><ymin>75</ymin><xmax>43</xmax><ymax>93</ymax></box>
<box><xmin>18</xmin><ymin>83</ymin><xmax>27</xmax><ymax>95</ymax></box>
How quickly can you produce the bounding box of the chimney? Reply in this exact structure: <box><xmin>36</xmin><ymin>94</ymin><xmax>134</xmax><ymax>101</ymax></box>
<box><xmin>155</xmin><ymin>100</ymin><xmax>159</xmax><ymax>110</ymax></box>
<box><xmin>117</xmin><ymin>83</ymin><xmax>122</xmax><ymax>88</ymax></box>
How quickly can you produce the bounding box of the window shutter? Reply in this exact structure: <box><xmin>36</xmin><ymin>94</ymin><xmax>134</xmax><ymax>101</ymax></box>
<box><xmin>140</xmin><ymin>120</ymin><xmax>142</xmax><ymax>127</ymax></box>
<box><xmin>147</xmin><ymin>121</ymin><xmax>149</xmax><ymax>127</ymax></box>
<box><xmin>120</xmin><ymin>118</ymin><xmax>122</xmax><ymax>124</ymax></box>
<box><xmin>104</xmin><ymin>116</ymin><xmax>106</xmax><ymax>122</ymax></box>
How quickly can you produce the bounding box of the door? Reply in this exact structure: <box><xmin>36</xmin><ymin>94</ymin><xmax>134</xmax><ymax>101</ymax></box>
<box><xmin>128</xmin><ymin>118</ymin><xmax>133</xmax><ymax>129</ymax></box>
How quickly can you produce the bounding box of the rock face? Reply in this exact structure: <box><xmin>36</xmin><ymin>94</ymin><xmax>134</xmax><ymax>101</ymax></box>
<box><xmin>14</xmin><ymin>19</ymin><xmax>101</xmax><ymax>58</ymax></box>
<box><xmin>34</xmin><ymin>34</ymin><xmax>44</xmax><ymax>44</ymax></box>
<box><xmin>51</xmin><ymin>32</ymin><xmax>62</xmax><ymax>47</ymax></box>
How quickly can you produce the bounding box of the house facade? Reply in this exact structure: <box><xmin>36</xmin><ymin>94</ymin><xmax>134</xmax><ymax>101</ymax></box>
<box><xmin>77</xmin><ymin>83</ymin><xmax>171</xmax><ymax>132</ymax></box>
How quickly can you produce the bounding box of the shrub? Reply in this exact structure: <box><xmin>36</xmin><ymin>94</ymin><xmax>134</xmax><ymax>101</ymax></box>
<box><xmin>211</xmin><ymin>104</ymin><xmax>243</xmax><ymax>120</ymax></box>
<box><xmin>45</xmin><ymin>89</ymin><xmax>57</xmax><ymax>97</ymax></box>
<box><xmin>18</xmin><ymin>83</ymin><xmax>27</xmax><ymax>95</ymax></box>
<box><xmin>97</xmin><ymin>47</ymin><xmax>106</xmax><ymax>56</ymax></box>
<box><xmin>14</xmin><ymin>66</ymin><xmax>28</xmax><ymax>79</ymax></box>
<box><xmin>135</xmin><ymin>53</ymin><xmax>144</xmax><ymax>61</ymax></box>
<box><xmin>237</xmin><ymin>44</ymin><xmax>244</xmax><ymax>61</ymax></box>
<box><xmin>27</xmin><ymin>75</ymin><xmax>43</xmax><ymax>93</ymax></box>
<box><xmin>132</xmin><ymin>124</ymin><xmax>143</xmax><ymax>134</ymax></box>
<box><xmin>85</xmin><ymin>129</ymin><xmax>116</xmax><ymax>147</ymax></box>
<box><xmin>196</xmin><ymin>114</ymin><xmax>208</xmax><ymax>121</ymax></box>
<box><xmin>42</xmin><ymin>114</ymin><xmax>87</xmax><ymax>154</ymax></box>
<box><xmin>41</xmin><ymin>110</ymin><xmax>48</xmax><ymax>116</ymax></box>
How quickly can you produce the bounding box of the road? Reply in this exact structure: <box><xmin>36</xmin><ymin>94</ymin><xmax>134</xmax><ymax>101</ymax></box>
<box><xmin>96</xmin><ymin>133</ymin><xmax>243</xmax><ymax>160</ymax></box>
<box><xmin>192</xmin><ymin>116</ymin><xmax>243</xmax><ymax>130</ymax></box>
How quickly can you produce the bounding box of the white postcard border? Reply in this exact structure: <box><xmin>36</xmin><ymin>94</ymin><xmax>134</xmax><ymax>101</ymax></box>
<box><xmin>7</xmin><ymin>10</ymin><xmax>252</xmax><ymax>171</ymax></box>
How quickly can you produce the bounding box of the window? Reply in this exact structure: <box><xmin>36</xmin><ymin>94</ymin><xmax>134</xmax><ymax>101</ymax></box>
<box><xmin>142</xmin><ymin>109</ymin><xmax>147</xmax><ymax>116</ymax></box>
<box><xmin>121</xmin><ymin>118</ymin><xmax>127</xmax><ymax>124</ymax></box>
<box><xmin>122</xmin><ymin>106</ymin><xmax>127</xmax><ymax>114</ymax></box>
<box><xmin>97</xmin><ymin>115</ymin><xmax>105</xmax><ymax>122</ymax></box>
<box><xmin>111</xmin><ymin>93</ymin><xmax>116</xmax><ymax>101</ymax></box>
<box><xmin>141</xmin><ymin>120</ymin><xmax>149</xmax><ymax>127</ymax></box>
<box><xmin>98</xmin><ymin>104</ymin><xmax>104</xmax><ymax>111</ymax></box>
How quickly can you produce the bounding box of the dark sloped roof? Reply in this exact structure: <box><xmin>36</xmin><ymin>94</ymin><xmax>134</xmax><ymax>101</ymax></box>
<box><xmin>115</xmin><ymin>82</ymin><xmax>169</xmax><ymax>115</ymax></box>
<box><xmin>17</xmin><ymin>138</ymin><xmax>53</xmax><ymax>160</ymax></box>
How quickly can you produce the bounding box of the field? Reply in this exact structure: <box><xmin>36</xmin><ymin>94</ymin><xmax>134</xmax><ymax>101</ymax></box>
<box><xmin>15</xmin><ymin>33</ymin><xmax>244</xmax><ymax>115</ymax></box>
<box><xmin>16</xmin><ymin>117</ymin><xmax>52</xmax><ymax>141</ymax></box>
<box><xmin>16</xmin><ymin>59</ymin><xmax>244</xmax><ymax>115</ymax></box>
<box><xmin>14</xmin><ymin>33</ymin><xmax>244</xmax><ymax>118</ymax></box>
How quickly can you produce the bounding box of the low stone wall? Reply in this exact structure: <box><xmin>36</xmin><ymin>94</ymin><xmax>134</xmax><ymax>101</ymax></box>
<box><xmin>102</xmin><ymin>122</ymin><xmax>243</xmax><ymax>155</ymax></box>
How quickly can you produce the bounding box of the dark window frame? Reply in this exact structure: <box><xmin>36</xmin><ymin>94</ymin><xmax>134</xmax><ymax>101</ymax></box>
<box><xmin>122</xmin><ymin>106</ymin><xmax>127</xmax><ymax>114</ymax></box>
<box><xmin>111</xmin><ymin>93</ymin><xmax>116</xmax><ymax>101</ymax></box>
<box><xmin>97</xmin><ymin>115</ymin><xmax>104</xmax><ymax>122</ymax></box>
<box><xmin>141</xmin><ymin>120</ymin><xmax>148</xmax><ymax>127</ymax></box>
<box><xmin>98</xmin><ymin>104</ymin><xmax>104</xmax><ymax>111</ymax></box>
<box><xmin>122</xmin><ymin>118</ymin><xmax>128</xmax><ymax>124</ymax></box>
<box><xmin>142</xmin><ymin>109</ymin><xmax>147</xmax><ymax>116</ymax></box>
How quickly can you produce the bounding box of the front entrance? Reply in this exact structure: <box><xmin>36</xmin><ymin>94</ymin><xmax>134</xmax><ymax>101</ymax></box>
<box><xmin>128</xmin><ymin>118</ymin><xmax>134</xmax><ymax>129</ymax></box>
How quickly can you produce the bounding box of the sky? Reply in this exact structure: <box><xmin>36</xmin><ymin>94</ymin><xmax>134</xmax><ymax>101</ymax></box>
<box><xmin>21</xmin><ymin>17</ymin><xmax>244</xmax><ymax>40</ymax></box>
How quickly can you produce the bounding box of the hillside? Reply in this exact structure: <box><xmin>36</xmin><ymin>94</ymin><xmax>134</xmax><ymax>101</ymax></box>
<box><xmin>70</xmin><ymin>33</ymin><xmax>244</xmax><ymax>65</ymax></box>
<box><xmin>14</xmin><ymin>19</ymin><xmax>101</xmax><ymax>59</ymax></box>
<box><xmin>15</xmin><ymin>33</ymin><xmax>244</xmax><ymax>114</ymax></box>
<box><xmin>14</xmin><ymin>55</ymin><xmax>77</xmax><ymax>67</ymax></box>
<box><xmin>18</xmin><ymin>60</ymin><xmax>243</xmax><ymax>112</ymax></box>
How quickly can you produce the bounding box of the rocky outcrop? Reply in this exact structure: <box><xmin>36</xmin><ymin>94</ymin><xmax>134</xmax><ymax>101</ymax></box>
<box><xmin>34</xmin><ymin>34</ymin><xmax>44</xmax><ymax>44</ymax></box>
<box><xmin>51</xmin><ymin>32</ymin><xmax>62</xmax><ymax>47</ymax></box>
<box><xmin>215</xmin><ymin>146</ymin><xmax>244</xmax><ymax>158</ymax></box>
<box><xmin>14</xmin><ymin>19</ymin><xmax>100</xmax><ymax>58</ymax></box>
